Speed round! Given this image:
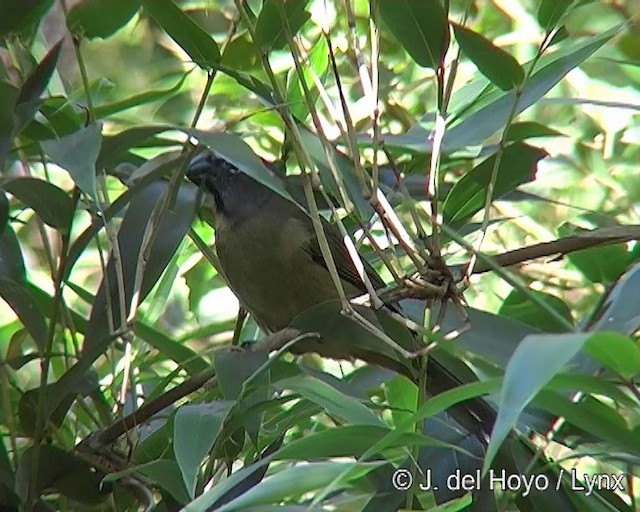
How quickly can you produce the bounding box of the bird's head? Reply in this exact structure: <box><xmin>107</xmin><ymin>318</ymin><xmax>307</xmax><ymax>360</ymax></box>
<box><xmin>186</xmin><ymin>150</ymin><xmax>272</xmax><ymax>222</ymax></box>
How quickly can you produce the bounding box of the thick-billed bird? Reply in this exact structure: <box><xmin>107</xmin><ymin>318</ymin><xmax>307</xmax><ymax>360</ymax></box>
<box><xmin>185</xmin><ymin>149</ymin><xmax>497</xmax><ymax>439</ymax></box>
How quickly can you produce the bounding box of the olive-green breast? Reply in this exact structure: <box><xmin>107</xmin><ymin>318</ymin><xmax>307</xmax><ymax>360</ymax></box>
<box><xmin>215</xmin><ymin>201</ymin><xmax>361</xmax><ymax>332</ymax></box>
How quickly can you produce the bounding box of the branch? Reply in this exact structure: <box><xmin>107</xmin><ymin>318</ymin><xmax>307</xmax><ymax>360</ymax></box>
<box><xmin>467</xmin><ymin>225</ymin><xmax>640</xmax><ymax>275</ymax></box>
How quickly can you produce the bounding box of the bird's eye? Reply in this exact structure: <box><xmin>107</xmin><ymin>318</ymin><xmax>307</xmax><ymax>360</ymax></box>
<box><xmin>222</xmin><ymin>158</ymin><xmax>239</xmax><ymax>174</ymax></box>
<box><xmin>204</xmin><ymin>152</ymin><xmax>241</xmax><ymax>176</ymax></box>
<box><xmin>216</xmin><ymin>157</ymin><xmax>239</xmax><ymax>174</ymax></box>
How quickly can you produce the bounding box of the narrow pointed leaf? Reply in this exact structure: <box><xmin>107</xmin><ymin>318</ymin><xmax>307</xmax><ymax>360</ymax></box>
<box><xmin>453</xmin><ymin>24</ymin><xmax>524</xmax><ymax>91</ymax></box>
<box><xmin>255</xmin><ymin>0</ymin><xmax>311</xmax><ymax>50</ymax></box>
<box><xmin>1</xmin><ymin>177</ymin><xmax>73</xmax><ymax>231</ymax></box>
<box><xmin>378</xmin><ymin>0</ymin><xmax>449</xmax><ymax>70</ymax></box>
<box><xmin>67</xmin><ymin>0</ymin><xmax>141</xmax><ymax>39</ymax></box>
<box><xmin>484</xmin><ymin>333</ymin><xmax>588</xmax><ymax>472</ymax></box>
<box><xmin>143</xmin><ymin>0</ymin><xmax>220</xmax><ymax>69</ymax></box>
<box><xmin>538</xmin><ymin>0</ymin><xmax>574</xmax><ymax>31</ymax></box>
<box><xmin>442</xmin><ymin>142</ymin><xmax>547</xmax><ymax>226</ymax></box>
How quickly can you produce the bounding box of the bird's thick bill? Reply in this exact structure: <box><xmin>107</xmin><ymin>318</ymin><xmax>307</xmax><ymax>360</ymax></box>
<box><xmin>185</xmin><ymin>150</ymin><xmax>216</xmax><ymax>186</ymax></box>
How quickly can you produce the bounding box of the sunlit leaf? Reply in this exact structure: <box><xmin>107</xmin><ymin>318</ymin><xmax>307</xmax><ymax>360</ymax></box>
<box><xmin>255</xmin><ymin>0</ymin><xmax>311</xmax><ymax>50</ymax></box>
<box><xmin>499</xmin><ymin>288</ymin><xmax>574</xmax><ymax>332</ymax></box>
<box><xmin>67</xmin><ymin>0</ymin><xmax>141</xmax><ymax>39</ymax></box>
<box><xmin>442</xmin><ymin>142</ymin><xmax>547</xmax><ymax>226</ymax></box>
<box><xmin>537</xmin><ymin>0</ymin><xmax>574</xmax><ymax>31</ymax></box>
<box><xmin>143</xmin><ymin>0</ymin><xmax>220</xmax><ymax>69</ymax></box>
<box><xmin>485</xmin><ymin>333</ymin><xmax>588</xmax><ymax>471</ymax></box>
<box><xmin>378</xmin><ymin>0</ymin><xmax>449</xmax><ymax>70</ymax></box>
<box><xmin>453</xmin><ymin>23</ymin><xmax>524</xmax><ymax>91</ymax></box>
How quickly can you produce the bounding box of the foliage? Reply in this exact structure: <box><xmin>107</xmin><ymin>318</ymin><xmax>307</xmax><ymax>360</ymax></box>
<box><xmin>0</xmin><ymin>0</ymin><xmax>639</xmax><ymax>511</ymax></box>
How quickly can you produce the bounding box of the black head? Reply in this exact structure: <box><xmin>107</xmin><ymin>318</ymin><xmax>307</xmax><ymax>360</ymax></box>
<box><xmin>186</xmin><ymin>150</ymin><xmax>272</xmax><ymax>221</ymax></box>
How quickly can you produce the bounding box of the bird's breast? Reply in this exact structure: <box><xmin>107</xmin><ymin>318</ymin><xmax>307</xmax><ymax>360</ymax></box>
<box><xmin>215</xmin><ymin>214</ymin><xmax>347</xmax><ymax>332</ymax></box>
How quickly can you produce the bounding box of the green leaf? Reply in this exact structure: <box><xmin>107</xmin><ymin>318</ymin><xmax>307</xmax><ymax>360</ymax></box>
<box><xmin>255</xmin><ymin>0</ymin><xmax>311</xmax><ymax>50</ymax></box>
<box><xmin>215</xmin><ymin>461</ymin><xmax>379</xmax><ymax>512</ymax></box>
<box><xmin>214</xmin><ymin>350</ymin><xmax>269</xmax><ymax>401</ymax></box>
<box><xmin>0</xmin><ymin>224</ymin><xmax>25</xmax><ymax>282</ymax></box>
<box><xmin>548</xmin><ymin>373</ymin><xmax>639</xmax><ymax>408</ymax></box>
<box><xmin>377</xmin><ymin>0</ymin><xmax>449</xmax><ymax>70</ymax></box>
<box><xmin>547</xmin><ymin>25</ymin><xmax>570</xmax><ymax>47</ymax></box>
<box><xmin>1</xmin><ymin>177</ymin><xmax>73</xmax><ymax>231</ymax></box>
<box><xmin>506</xmin><ymin>121</ymin><xmax>565</xmax><ymax>141</ymax></box>
<box><xmin>67</xmin><ymin>0</ymin><xmax>141</xmax><ymax>39</ymax></box>
<box><xmin>484</xmin><ymin>333</ymin><xmax>588</xmax><ymax>472</ymax></box>
<box><xmin>0</xmin><ymin>191</ymin><xmax>7</xmax><ymax>234</ymax></box>
<box><xmin>18</xmin><ymin>96</ymin><xmax>84</xmax><ymax>142</ymax></box>
<box><xmin>499</xmin><ymin>288</ymin><xmax>574</xmax><ymax>332</ymax></box>
<box><xmin>181</xmin><ymin>458</ymin><xmax>270</xmax><ymax>510</ymax></box>
<box><xmin>104</xmin><ymin>459</ymin><xmax>190</xmax><ymax>504</ymax></box>
<box><xmin>442</xmin><ymin>142</ymin><xmax>547</xmax><ymax>226</ymax></box>
<box><xmin>588</xmin><ymin>261</ymin><xmax>640</xmax><ymax>334</ymax></box>
<box><xmin>19</xmin><ymin>387</ymin><xmax>79</xmax><ymax>437</ymax></box>
<box><xmin>617</xmin><ymin>28</ymin><xmax>640</xmax><ymax>62</ymax></box>
<box><xmin>41</xmin><ymin>123</ymin><xmax>102</xmax><ymax>199</ymax></box>
<box><xmin>135</xmin><ymin>460</ymin><xmax>191</xmax><ymax>504</ymax></box>
<box><xmin>584</xmin><ymin>332</ymin><xmax>640</xmax><ymax>380</ymax></box>
<box><xmin>0</xmin><ymin>81</ymin><xmax>20</xmax><ymax>165</ymax></box>
<box><xmin>273</xmin><ymin>425</ymin><xmax>431</xmax><ymax>460</ymax></box>
<box><xmin>0</xmin><ymin>41</ymin><xmax>62</xmax><ymax>164</ymax></box>
<box><xmin>436</xmin><ymin>306</ymin><xmax>540</xmax><ymax>369</ymax></box>
<box><xmin>537</xmin><ymin>0</ymin><xmax>574</xmax><ymax>31</ymax></box>
<box><xmin>143</xmin><ymin>0</ymin><xmax>220</xmax><ymax>69</ymax></box>
<box><xmin>34</xmin><ymin>96</ymin><xmax>84</xmax><ymax>138</ymax></box>
<box><xmin>63</xmin><ymin>149</ymin><xmax>180</xmax><ymax>281</ymax></box>
<box><xmin>567</xmin><ymin>243</ymin><xmax>632</xmax><ymax>283</ymax></box>
<box><xmin>97</xmin><ymin>124</ymin><xmax>173</xmax><ymax>169</ymax></box>
<box><xmin>533</xmin><ymin>389</ymin><xmax>640</xmax><ymax>458</ymax></box>
<box><xmin>214</xmin><ymin>349</ymin><xmax>269</xmax><ymax>443</ymax></box>
<box><xmin>0</xmin><ymin>212</ymin><xmax>26</xmax><ymax>283</ymax></box>
<box><xmin>134</xmin><ymin>322</ymin><xmax>209</xmax><ymax>376</ymax></box>
<box><xmin>26</xmin><ymin>282</ymin><xmax>88</xmax><ymax>334</ymax></box>
<box><xmin>286</xmin><ymin>36</ymin><xmax>329</xmax><ymax>121</ymax></box>
<box><xmin>453</xmin><ymin>24</ymin><xmax>524</xmax><ymax>91</ymax></box>
<box><xmin>81</xmin><ymin>173</ymin><xmax>195</xmax><ymax>356</ymax></box>
<box><xmin>13</xmin><ymin>40</ymin><xmax>63</xmax><ymax>135</ymax></box>
<box><xmin>0</xmin><ymin>0</ymin><xmax>54</xmax><ymax>38</ymax></box>
<box><xmin>221</xmin><ymin>34</ymin><xmax>259</xmax><ymax>71</ymax></box>
<box><xmin>385</xmin><ymin>374</ymin><xmax>418</xmax><ymax>429</ymax></box>
<box><xmin>275</xmin><ymin>374</ymin><xmax>383</xmax><ymax>426</ymax></box>
<box><xmin>0</xmin><ymin>279</ymin><xmax>47</xmax><ymax>351</ymax></box>
<box><xmin>174</xmin><ymin>401</ymin><xmax>232</xmax><ymax>498</ymax></box>
<box><xmin>442</xmin><ymin>24</ymin><xmax>622</xmax><ymax>151</ymax></box>
<box><xmin>93</xmin><ymin>74</ymin><xmax>187</xmax><ymax>119</ymax></box>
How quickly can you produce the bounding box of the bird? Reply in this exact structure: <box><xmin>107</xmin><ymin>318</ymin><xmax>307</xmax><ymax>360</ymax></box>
<box><xmin>185</xmin><ymin>148</ymin><xmax>497</xmax><ymax>439</ymax></box>
<box><xmin>183</xmin><ymin>148</ymin><xmax>590</xmax><ymax>511</ymax></box>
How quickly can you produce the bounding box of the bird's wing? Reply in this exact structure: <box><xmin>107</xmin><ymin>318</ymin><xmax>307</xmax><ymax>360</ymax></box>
<box><xmin>301</xmin><ymin>216</ymin><xmax>387</xmax><ymax>293</ymax></box>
